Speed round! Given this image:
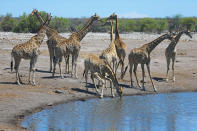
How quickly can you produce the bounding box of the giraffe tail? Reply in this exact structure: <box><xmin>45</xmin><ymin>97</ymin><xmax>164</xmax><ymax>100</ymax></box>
<box><xmin>10</xmin><ymin>52</ymin><xmax>14</xmax><ymax>72</ymax></box>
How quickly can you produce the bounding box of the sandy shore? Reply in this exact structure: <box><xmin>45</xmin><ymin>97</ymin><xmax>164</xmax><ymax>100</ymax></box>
<box><xmin>0</xmin><ymin>32</ymin><xmax>197</xmax><ymax>130</ymax></box>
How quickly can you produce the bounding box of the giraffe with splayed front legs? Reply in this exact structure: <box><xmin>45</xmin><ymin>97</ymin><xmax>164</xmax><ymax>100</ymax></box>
<box><xmin>52</xmin><ymin>14</ymin><xmax>101</xmax><ymax>78</ymax></box>
<box><xmin>105</xmin><ymin>13</ymin><xmax>127</xmax><ymax>76</ymax></box>
<box><xmin>31</xmin><ymin>9</ymin><xmax>66</xmax><ymax>73</ymax></box>
<box><xmin>83</xmin><ymin>54</ymin><xmax>123</xmax><ymax>98</ymax></box>
<box><xmin>10</xmin><ymin>14</ymin><xmax>51</xmax><ymax>85</ymax></box>
<box><xmin>100</xmin><ymin>20</ymin><xmax>118</xmax><ymax>72</ymax></box>
<box><xmin>165</xmin><ymin>30</ymin><xmax>192</xmax><ymax>82</ymax></box>
<box><xmin>121</xmin><ymin>33</ymin><xmax>175</xmax><ymax>92</ymax></box>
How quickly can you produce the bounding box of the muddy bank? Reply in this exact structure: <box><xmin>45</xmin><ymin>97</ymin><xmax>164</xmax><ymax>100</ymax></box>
<box><xmin>0</xmin><ymin>32</ymin><xmax>197</xmax><ymax>130</ymax></box>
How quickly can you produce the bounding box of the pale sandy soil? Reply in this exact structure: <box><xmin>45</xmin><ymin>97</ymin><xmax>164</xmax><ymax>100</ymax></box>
<box><xmin>0</xmin><ymin>32</ymin><xmax>197</xmax><ymax>130</ymax></box>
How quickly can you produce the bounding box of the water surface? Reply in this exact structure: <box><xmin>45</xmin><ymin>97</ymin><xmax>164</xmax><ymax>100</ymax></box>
<box><xmin>21</xmin><ymin>92</ymin><xmax>197</xmax><ymax>131</ymax></box>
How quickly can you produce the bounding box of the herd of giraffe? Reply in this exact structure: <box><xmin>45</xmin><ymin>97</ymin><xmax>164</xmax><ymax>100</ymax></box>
<box><xmin>10</xmin><ymin>10</ymin><xmax>192</xmax><ymax>98</ymax></box>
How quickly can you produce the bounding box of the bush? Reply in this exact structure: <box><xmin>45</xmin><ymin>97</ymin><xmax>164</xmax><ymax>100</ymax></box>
<box><xmin>1</xmin><ymin>13</ymin><xmax>17</xmax><ymax>32</ymax></box>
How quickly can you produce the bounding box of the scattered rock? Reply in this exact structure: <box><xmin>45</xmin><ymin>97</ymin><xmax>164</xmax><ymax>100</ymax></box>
<box><xmin>47</xmin><ymin>103</ymin><xmax>53</xmax><ymax>106</ymax></box>
<box><xmin>55</xmin><ymin>90</ymin><xmax>64</xmax><ymax>94</ymax></box>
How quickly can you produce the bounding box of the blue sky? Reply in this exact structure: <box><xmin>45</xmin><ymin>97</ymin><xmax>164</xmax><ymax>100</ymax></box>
<box><xmin>1</xmin><ymin>0</ymin><xmax>196</xmax><ymax>18</ymax></box>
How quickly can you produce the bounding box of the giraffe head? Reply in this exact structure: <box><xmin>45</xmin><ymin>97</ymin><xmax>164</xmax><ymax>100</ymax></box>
<box><xmin>165</xmin><ymin>33</ymin><xmax>176</xmax><ymax>43</ymax></box>
<box><xmin>106</xmin><ymin>13</ymin><xmax>117</xmax><ymax>22</ymax></box>
<box><xmin>184</xmin><ymin>30</ymin><xmax>192</xmax><ymax>38</ymax></box>
<box><xmin>30</xmin><ymin>9</ymin><xmax>38</xmax><ymax>16</ymax></box>
<box><xmin>116</xmin><ymin>85</ymin><xmax>123</xmax><ymax>97</ymax></box>
<box><xmin>91</xmin><ymin>13</ymin><xmax>101</xmax><ymax>22</ymax></box>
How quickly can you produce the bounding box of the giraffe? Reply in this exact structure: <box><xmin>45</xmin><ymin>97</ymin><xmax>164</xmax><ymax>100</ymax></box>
<box><xmin>52</xmin><ymin>14</ymin><xmax>101</xmax><ymax>78</ymax></box>
<box><xmin>105</xmin><ymin>13</ymin><xmax>127</xmax><ymax>75</ymax></box>
<box><xmin>165</xmin><ymin>30</ymin><xmax>192</xmax><ymax>82</ymax></box>
<box><xmin>83</xmin><ymin>54</ymin><xmax>123</xmax><ymax>98</ymax></box>
<box><xmin>10</xmin><ymin>14</ymin><xmax>51</xmax><ymax>85</ymax></box>
<box><xmin>121</xmin><ymin>33</ymin><xmax>175</xmax><ymax>92</ymax></box>
<box><xmin>99</xmin><ymin>20</ymin><xmax>118</xmax><ymax>72</ymax></box>
<box><xmin>30</xmin><ymin>9</ymin><xmax>66</xmax><ymax>72</ymax></box>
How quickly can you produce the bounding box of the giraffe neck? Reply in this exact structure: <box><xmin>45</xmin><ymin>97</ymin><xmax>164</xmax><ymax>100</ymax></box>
<box><xmin>115</xmin><ymin>17</ymin><xmax>120</xmax><ymax>39</ymax></box>
<box><xmin>34</xmin><ymin>11</ymin><xmax>45</xmax><ymax>24</ymax></box>
<box><xmin>35</xmin><ymin>27</ymin><xmax>46</xmax><ymax>46</ymax></box>
<box><xmin>145</xmin><ymin>34</ymin><xmax>168</xmax><ymax>54</ymax></box>
<box><xmin>34</xmin><ymin>12</ymin><xmax>58</xmax><ymax>39</ymax></box>
<box><xmin>75</xmin><ymin>17</ymin><xmax>95</xmax><ymax>41</ymax></box>
<box><xmin>110</xmin><ymin>21</ymin><xmax>114</xmax><ymax>42</ymax></box>
<box><xmin>172</xmin><ymin>31</ymin><xmax>184</xmax><ymax>48</ymax></box>
<box><xmin>104</xmin><ymin>64</ymin><xmax>119</xmax><ymax>88</ymax></box>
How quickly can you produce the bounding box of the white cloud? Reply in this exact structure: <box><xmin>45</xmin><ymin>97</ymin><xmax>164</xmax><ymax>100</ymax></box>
<box><xmin>119</xmin><ymin>12</ymin><xmax>149</xmax><ymax>18</ymax></box>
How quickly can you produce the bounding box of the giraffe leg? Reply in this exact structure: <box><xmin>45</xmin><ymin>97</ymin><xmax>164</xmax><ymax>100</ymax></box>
<box><xmin>52</xmin><ymin>55</ymin><xmax>58</xmax><ymax>77</ymax></box>
<box><xmin>29</xmin><ymin>58</ymin><xmax>33</xmax><ymax>84</ymax></box>
<box><xmin>172</xmin><ymin>55</ymin><xmax>176</xmax><ymax>82</ymax></box>
<box><xmin>106</xmin><ymin>77</ymin><xmax>114</xmax><ymax>97</ymax></box>
<box><xmin>58</xmin><ymin>56</ymin><xmax>64</xmax><ymax>78</ymax></box>
<box><xmin>115</xmin><ymin>60</ymin><xmax>121</xmax><ymax>74</ymax></box>
<box><xmin>166</xmin><ymin>56</ymin><xmax>171</xmax><ymax>82</ymax></box>
<box><xmin>120</xmin><ymin>60</ymin><xmax>125</xmax><ymax>78</ymax></box>
<box><xmin>84</xmin><ymin>69</ymin><xmax>89</xmax><ymax>91</ymax></box>
<box><xmin>129</xmin><ymin>63</ymin><xmax>133</xmax><ymax>87</ymax></box>
<box><xmin>114</xmin><ymin>59</ymin><xmax>118</xmax><ymax>75</ymax></box>
<box><xmin>133</xmin><ymin>64</ymin><xmax>141</xmax><ymax>88</ymax></box>
<box><xmin>65</xmin><ymin>55</ymin><xmax>69</xmax><ymax>74</ymax></box>
<box><xmin>71</xmin><ymin>54</ymin><xmax>74</xmax><ymax>77</ymax></box>
<box><xmin>146</xmin><ymin>63</ymin><xmax>157</xmax><ymax>92</ymax></box>
<box><xmin>91</xmin><ymin>73</ymin><xmax>99</xmax><ymax>94</ymax></box>
<box><xmin>47</xmin><ymin>43</ymin><xmax>53</xmax><ymax>73</ymax></box>
<box><xmin>93</xmin><ymin>72</ymin><xmax>105</xmax><ymax>98</ymax></box>
<box><xmin>31</xmin><ymin>56</ymin><xmax>38</xmax><ymax>86</ymax></box>
<box><xmin>74</xmin><ymin>53</ymin><xmax>79</xmax><ymax>78</ymax></box>
<box><xmin>14</xmin><ymin>57</ymin><xmax>21</xmax><ymax>85</ymax></box>
<box><xmin>141</xmin><ymin>64</ymin><xmax>145</xmax><ymax>91</ymax></box>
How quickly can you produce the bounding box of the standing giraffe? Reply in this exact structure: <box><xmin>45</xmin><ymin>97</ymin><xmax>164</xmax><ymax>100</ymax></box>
<box><xmin>31</xmin><ymin>9</ymin><xmax>66</xmax><ymax>72</ymax></box>
<box><xmin>83</xmin><ymin>54</ymin><xmax>123</xmax><ymax>98</ymax></box>
<box><xmin>106</xmin><ymin>13</ymin><xmax>127</xmax><ymax>75</ymax></box>
<box><xmin>10</xmin><ymin>14</ymin><xmax>51</xmax><ymax>85</ymax></box>
<box><xmin>165</xmin><ymin>30</ymin><xmax>192</xmax><ymax>82</ymax></box>
<box><xmin>53</xmin><ymin>14</ymin><xmax>101</xmax><ymax>78</ymax></box>
<box><xmin>121</xmin><ymin>33</ymin><xmax>175</xmax><ymax>92</ymax></box>
<box><xmin>100</xmin><ymin>20</ymin><xmax>118</xmax><ymax>72</ymax></box>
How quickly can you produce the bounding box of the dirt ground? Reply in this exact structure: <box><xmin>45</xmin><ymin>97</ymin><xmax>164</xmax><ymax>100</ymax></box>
<box><xmin>0</xmin><ymin>32</ymin><xmax>197</xmax><ymax>130</ymax></box>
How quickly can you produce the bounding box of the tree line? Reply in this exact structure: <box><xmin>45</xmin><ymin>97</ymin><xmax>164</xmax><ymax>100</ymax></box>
<box><xmin>0</xmin><ymin>12</ymin><xmax>197</xmax><ymax>33</ymax></box>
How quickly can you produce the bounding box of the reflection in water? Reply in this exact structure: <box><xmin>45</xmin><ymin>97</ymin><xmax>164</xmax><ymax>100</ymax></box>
<box><xmin>21</xmin><ymin>92</ymin><xmax>197</xmax><ymax>131</ymax></box>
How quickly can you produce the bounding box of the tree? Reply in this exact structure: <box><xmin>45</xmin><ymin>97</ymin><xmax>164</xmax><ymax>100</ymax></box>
<box><xmin>167</xmin><ymin>14</ymin><xmax>182</xmax><ymax>33</ymax></box>
<box><xmin>49</xmin><ymin>16</ymin><xmax>71</xmax><ymax>32</ymax></box>
<box><xmin>13</xmin><ymin>13</ymin><xmax>29</xmax><ymax>33</ymax></box>
<box><xmin>1</xmin><ymin>13</ymin><xmax>17</xmax><ymax>32</ymax></box>
<box><xmin>155</xmin><ymin>19</ymin><xmax>168</xmax><ymax>33</ymax></box>
<box><xmin>139</xmin><ymin>18</ymin><xmax>156</xmax><ymax>32</ymax></box>
<box><xmin>181</xmin><ymin>17</ymin><xmax>196</xmax><ymax>31</ymax></box>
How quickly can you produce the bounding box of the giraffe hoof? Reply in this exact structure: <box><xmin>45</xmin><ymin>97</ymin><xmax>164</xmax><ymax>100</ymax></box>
<box><xmin>100</xmin><ymin>95</ymin><xmax>103</xmax><ymax>99</ymax></box>
<box><xmin>17</xmin><ymin>82</ymin><xmax>21</xmax><ymax>85</ymax></box>
<box><xmin>166</xmin><ymin>79</ymin><xmax>168</xmax><ymax>82</ymax></box>
<box><xmin>32</xmin><ymin>82</ymin><xmax>36</xmax><ymax>86</ymax></box>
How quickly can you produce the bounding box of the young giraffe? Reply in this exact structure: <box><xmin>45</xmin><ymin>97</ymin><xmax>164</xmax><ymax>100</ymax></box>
<box><xmin>10</xmin><ymin>14</ymin><xmax>51</xmax><ymax>85</ymax></box>
<box><xmin>53</xmin><ymin>14</ymin><xmax>101</xmax><ymax>78</ymax></box>
<box><xmin>106</xmin><ymin>13</ymin><xmax>127</xmax><ymax>75</ymax></box>
<box><xmin>100</xmin><ymin>20</ymin><xmax>118</xmax><ymax>72</ymax></box>
<box><xmin>121</xmin><ymin>33</ymin><xmax>175</xmax><ymax>92</ymax></box>
<box><xmin>31</xmin><ymin>9</ymin><xmax>66</xmax><ymax>72</ymax></box>
<box><xmin>83</xmin><ymin>54</ymin><xmax>123</xmax><ymax>98</ymax></box>
<box><xmin>165</xmin><ymin>30</ymin><xmax>192</xmax><ymax>82</ymax></box>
